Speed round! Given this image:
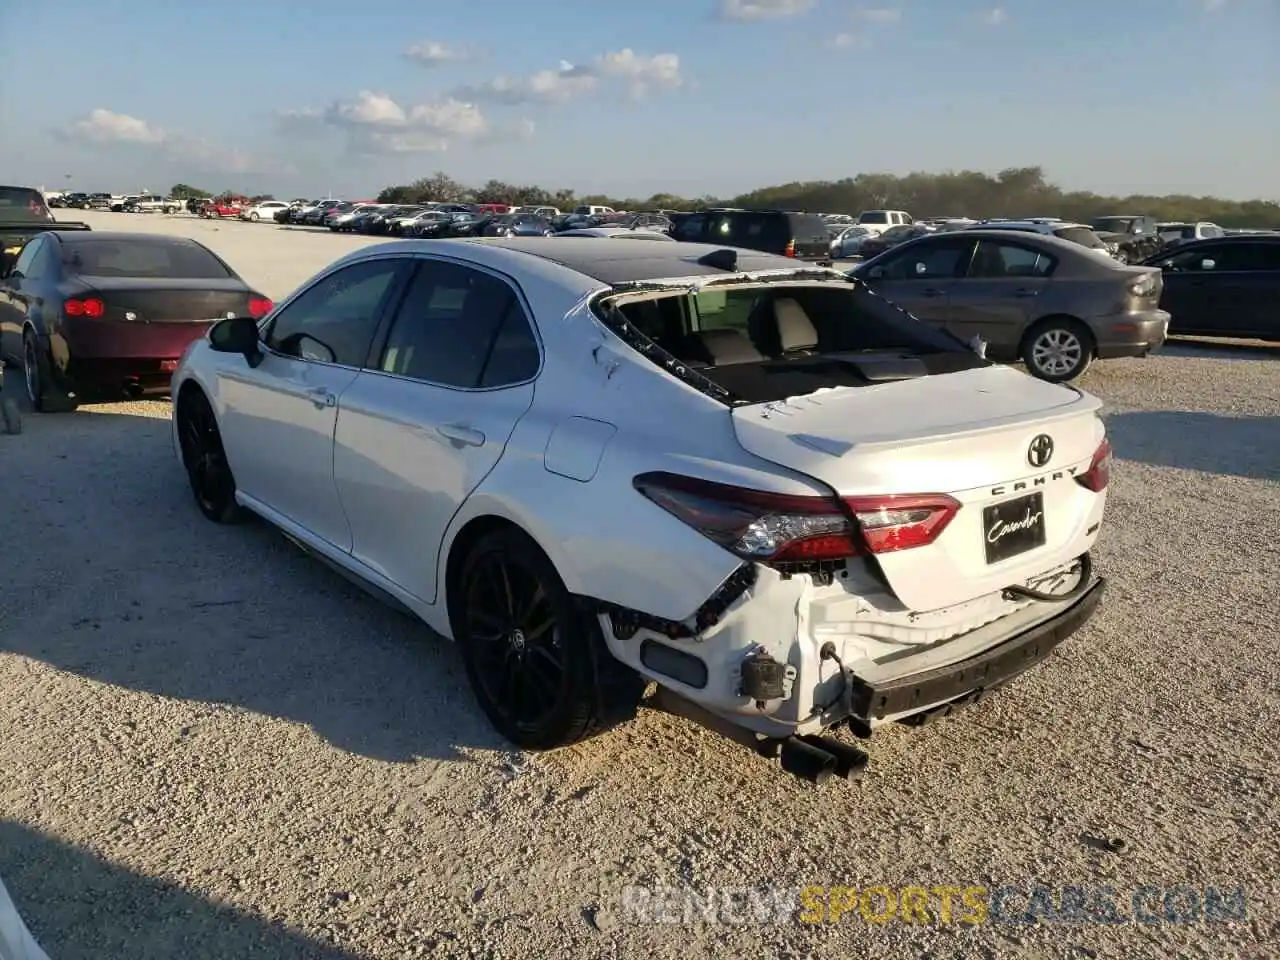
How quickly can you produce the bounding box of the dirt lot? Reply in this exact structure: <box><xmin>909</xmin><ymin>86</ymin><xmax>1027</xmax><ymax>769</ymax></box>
<box><xmin>1</xmin><ymin>210</ymin><xmax>1278</xmax><ymax>959</ymax></box>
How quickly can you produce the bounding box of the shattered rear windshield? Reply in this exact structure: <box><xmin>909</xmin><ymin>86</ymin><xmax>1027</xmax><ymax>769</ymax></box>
<box><xmin>603</xmin><ymin>281</ymin><xmax>986</xmax><ymax>404</ymax></box>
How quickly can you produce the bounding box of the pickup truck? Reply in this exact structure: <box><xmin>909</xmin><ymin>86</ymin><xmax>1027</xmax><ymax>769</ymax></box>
<box><xmin>123</xmin><ymin>194</ymin><xmax>180</xmax><ymax>213</ymax></box>
<box><xmin>0</xmin><ymin>185</ymin><xmax>92</xmax><ymax>434</ymax></box>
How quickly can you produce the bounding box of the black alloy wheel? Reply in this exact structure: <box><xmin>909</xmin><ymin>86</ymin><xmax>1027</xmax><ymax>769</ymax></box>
<box><xmin>456</xmin><ymin>528</ymin><xmax>643</xmax><ymax>750</ymax></box>
<box><xmin>177</xmin><ymin>391</ymin><xmax>244</xmax><ymax>523</ymax></box>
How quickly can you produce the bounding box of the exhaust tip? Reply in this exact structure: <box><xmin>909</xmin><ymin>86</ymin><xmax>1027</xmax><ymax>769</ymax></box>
<box><xmin>779</xmin><ymin>737</ymin><xmax>837</xmax><ymax>785</ymax></box>
<box><xmin>801</xmin><ymin>735</ymin><xmax>870</xmax><ymax>782</ymax></box>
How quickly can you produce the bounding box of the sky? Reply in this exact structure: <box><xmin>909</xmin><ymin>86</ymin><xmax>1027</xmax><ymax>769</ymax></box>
<box><xmin>1</xmin><ymin>0</ymin><xmax>1276</xmax><ymax>202</ymax></box>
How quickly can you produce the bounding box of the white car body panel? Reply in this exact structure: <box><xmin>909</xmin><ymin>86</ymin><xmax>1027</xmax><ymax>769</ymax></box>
<box><xmin>171</xmin><ymin>238</ymin><xmax>1110</xmax><ymax>741</ymax></box>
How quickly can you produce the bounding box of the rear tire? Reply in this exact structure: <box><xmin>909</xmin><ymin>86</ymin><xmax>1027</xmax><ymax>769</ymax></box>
<box><xmin>176</xmin><ymin>389</ymin><xmax>245</xmax><ymax>523</ymax></box>
<box><xmin>453</xmin><ymin>527</ymin><xmax>644</xmax><ymax>750</ymax></box>
<box><xmin>249</xmin><ymin>212</ymin><xmax>259</xmax><ymax>222</ymax></box>
<box><xmin>1021</xmin><ymin>319</ymin><xmax>1094</xmax><ymax>382</ymax></box>
<box><xmin>22</xmin><ymin>330</ymin><xmax>77</xmax><ymax>413</ymax></box>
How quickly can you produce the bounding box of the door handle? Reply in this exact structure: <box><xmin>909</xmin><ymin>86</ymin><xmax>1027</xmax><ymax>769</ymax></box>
<box><xmin>1013</xmin><ymin>288</ymin><xmax>1040</xmax><ymax>298</ymax></box>
<box><xmin>436</xmin><ymin>423</ymin><xmax>485</xmax><ymax>448</ymax></box>
<box><xmin>306</xmin><ymin>386</ymin><xmax>335</xmax><ymax>408</ymax></box>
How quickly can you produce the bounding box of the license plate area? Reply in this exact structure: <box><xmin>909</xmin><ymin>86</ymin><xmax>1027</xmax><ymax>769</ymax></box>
<box><xmin>983</xmin><ymin>492</ymin><xmax>1046</xmax><ymax>564</ymax></box>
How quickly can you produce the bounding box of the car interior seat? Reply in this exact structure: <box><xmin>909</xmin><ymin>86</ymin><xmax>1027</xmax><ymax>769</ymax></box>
<box><xmin>679</xmin><ymin>328</ymin><xmax>766</xmax><ymax>366</ymax></box>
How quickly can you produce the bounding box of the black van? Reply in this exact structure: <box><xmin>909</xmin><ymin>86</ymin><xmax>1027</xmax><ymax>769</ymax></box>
<box><xmin>670</xmin><ymin>209</ymin><xmax>831</xmax><ymax>260</ymax></box>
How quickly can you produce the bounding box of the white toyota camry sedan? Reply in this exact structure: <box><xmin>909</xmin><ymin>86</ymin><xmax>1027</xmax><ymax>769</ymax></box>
<box><xmin>170</xmin><ymin>237</ymin><xmax>1111</xmax><ymax>781</ymax></box>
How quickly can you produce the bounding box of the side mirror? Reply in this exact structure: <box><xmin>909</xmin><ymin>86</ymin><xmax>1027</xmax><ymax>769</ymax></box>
<box><xmin>209</xmin><ymin>316</ymin><xmax>264</xmax><ymax>367</ymax></box>
<box><xmin>295</xmin><ymin>335</ymin><xmax>335</xmax><ymax>364</ymax></box>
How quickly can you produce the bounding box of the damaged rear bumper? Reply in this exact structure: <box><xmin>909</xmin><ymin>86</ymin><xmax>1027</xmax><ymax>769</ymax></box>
<box><xmin>846</xmin><ymin>576</ymin><xmax>1105</xmax><ymax>728</ymax></box>
<box><xmin>593</xmin><ymin>556</ymin><xmax>1106</xmax><ymax>741</ymax></box>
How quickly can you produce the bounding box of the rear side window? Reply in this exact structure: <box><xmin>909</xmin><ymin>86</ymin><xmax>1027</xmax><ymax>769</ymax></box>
<box><xmin>968</xmin><ymin>241</ymin><xmax>1056</xmax><ymax>278</ymax></box>
<box><xmin>860</xmin><ymin>212</ymin><xmax>889</xmax><ymax>224</ymax></box>
<box><xmin>789</xmin><ymin>215</ymin><xmax>832</xmax><ymax>241</ymax></box>
<box><xmin>377</xmin><ymin>261</ymin><xmax>539</xmax><ymax>388</ymax></box>
<box><xmin>62</xmin><ymin>239</ymin><xmax>233</xmax><ymax>279</ymax></box>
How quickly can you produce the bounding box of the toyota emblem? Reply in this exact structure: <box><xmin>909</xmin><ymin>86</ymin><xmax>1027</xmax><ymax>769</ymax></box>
<box><xmin>1027</xmin><ymin>434</ymin><xmax>1054</xmax><ymax>468</ymax></box>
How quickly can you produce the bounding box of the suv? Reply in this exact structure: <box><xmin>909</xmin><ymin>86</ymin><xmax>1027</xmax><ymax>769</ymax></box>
<box><xmin>671</xmin><ymin>209</ymin><xmax>832</xmax><ymax>260</ymax></box>
<box><xmin>1090</xmin><ymin>215</ymin><xmax>1163</xmax><ymax>264</ymax></box>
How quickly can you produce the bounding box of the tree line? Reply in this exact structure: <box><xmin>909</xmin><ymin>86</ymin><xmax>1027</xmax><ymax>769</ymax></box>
<box><xmin>173</xmin><ymin>167</ymin><xmax>1280</xmax><ymax>227</ymax></box>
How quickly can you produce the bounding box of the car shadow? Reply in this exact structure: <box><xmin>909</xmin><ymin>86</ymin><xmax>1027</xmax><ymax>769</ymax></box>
<box><xmin>0</xmin><ymin>402</ymin><xmax>513</xmax><ymax>764</ymax></box>
<box><xmin>1159</xmin><ymin>337</ymin><xmax>1279</xmax><ymax>360</ymax></box>
<box><xmin>0</xmin><ymin>821</ymin><xmax>365</xmax><ymax>960</ymax></box>
<box><xmin>1106</xmin><ymin>410</ymin><xmax>1280</xmax><ymax>482</ymax></box>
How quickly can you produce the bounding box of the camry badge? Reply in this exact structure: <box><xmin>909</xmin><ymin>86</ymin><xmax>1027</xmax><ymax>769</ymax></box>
<box><xmin>1027</xmin><ymin>434</ymin><xmax>1054</xmax><ymax>468</ymax></box>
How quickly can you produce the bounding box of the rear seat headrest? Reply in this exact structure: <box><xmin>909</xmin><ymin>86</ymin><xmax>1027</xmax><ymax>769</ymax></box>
<box><xmin>685</xmin><ymin>328</ymin><xmax>765</xmax><ymax>365</ymax></box>
<box><xmin>774</xmin><ymin>298</ymin><xmax>818</xmax><ymax>352</ymax></box>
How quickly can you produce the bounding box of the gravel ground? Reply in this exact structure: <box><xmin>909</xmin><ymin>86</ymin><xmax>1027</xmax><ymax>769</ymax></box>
<box><xmin>1</xmin><ymin>211</ymin><xmax>1278</xmax><ymax>959</ymax></box>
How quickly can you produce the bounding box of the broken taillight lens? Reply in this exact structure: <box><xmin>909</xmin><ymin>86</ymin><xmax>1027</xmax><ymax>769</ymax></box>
<box><xmin>633</xmin><ymin>472</ymin><xmax>961</xmax><ymax>563</ymax></box>
<box><xmin>1076</xmin><ymin>438</ymin><xmax>1112</xmax><ymax>492</ymax></box>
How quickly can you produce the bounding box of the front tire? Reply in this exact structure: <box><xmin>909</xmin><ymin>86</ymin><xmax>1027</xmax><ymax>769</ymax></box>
<box><xmin>249</xmin><ymin>212</ymin><xmax>259</xmax><ymax>221</ymax></box>
<box><xmin>453</xmin><ymin>527</ymin><xmax>644</xmax><ymax>750</ymax></box>
<box><xmin>176</xmin><ymin>389</ymin><xmax>244</xmax><ymax>523</ymax></box>
<box><xmin>1022</xmin><ymin>319</ymin><xmax>1094</xmax><ymax>382</ymax></box>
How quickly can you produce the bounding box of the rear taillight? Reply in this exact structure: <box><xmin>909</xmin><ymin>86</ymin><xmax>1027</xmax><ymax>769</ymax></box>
<box><xmin>1128</xmin><ymin>273</ymin><xmax>1158</xmax><ymax>298</ymax></box>
<box><xmin>247</xmin><ymin>296</ymin><xmax>273</xmax><ymax>319</ymax></box>
<box><xmin>1076</xmin><ymin>438</ymin><xmax>1112</xmax><ymax>492</ymax></box>
<box><xmin>64</xmin><ymin>297</ymin><xmax>105</xmax><ymax>318</ymax></box>
<box><xmin>633</xmin><ymin>472</ymin><xmax>961</xmax><ymax>564</ymax></box>
<box><xmin>784</xmin><ymin>239</ymin><xmax>796</xmax><ymax>257</ymax></box>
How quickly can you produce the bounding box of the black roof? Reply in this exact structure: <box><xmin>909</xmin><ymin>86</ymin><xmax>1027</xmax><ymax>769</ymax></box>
<box><xmin>466</xmin><ymin>237</ymin><xmax>806</xmax><ymax>285</ymax></box>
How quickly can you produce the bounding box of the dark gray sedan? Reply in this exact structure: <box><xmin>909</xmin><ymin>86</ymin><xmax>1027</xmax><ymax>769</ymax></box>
<box><xmin>851</xmin><ymin>229</ymin><xmax>1170</xmax><ymax>381</ymax></box>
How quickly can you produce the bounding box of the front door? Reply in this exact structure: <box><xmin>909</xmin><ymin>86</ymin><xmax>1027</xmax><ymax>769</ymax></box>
<box><xmin>216</xmin><ymin>256</ymin><xmax>409</xmax><ymax>550</ymax></box>
<box><xmin>333</xmin><ymin>258</ymin><xmax>541</xmax><ymax>604</ymax></box>
<box><xmin>862</xmin><ymin>237</ymin><xmax>975</xmax><ymax>328</ymax></box>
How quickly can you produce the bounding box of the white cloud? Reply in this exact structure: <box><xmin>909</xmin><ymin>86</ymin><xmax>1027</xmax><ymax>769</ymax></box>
<box><xmin>984</xmin><ymin>6</ymin><xmax>1006</xmax><ymax>25</ymax></box>
<box><xmin>717</xmin><ymin>0</ymin><xmax>816</xmax><ymax>20</ymax></box>
<box><xmin>280</xmin><ymin>91</ymin><xmax>511</xmax><ymax>154</ymax></box>
<box><xmin>859</xmin><ymin>6</ymin><xmax>901</xmax><ymax>22</ymax></box>
<box><xmin>63</xmin><ymin>108</ymin><xmax>279</xmax><ymax>175</ymax></box>
<box><xmin>404</xmin><ymin>40</ymin><xmax>470</xmax><ymax>65</ymax></box>
<box><xmin>453</xmin><ymin>49</ymin><xmax>683</xmax><ymax>105</ymax></box>
<box><xmin>69</xmin><ymin>108</ymin><xmax>165</xmax><ymax>144</ymax></box>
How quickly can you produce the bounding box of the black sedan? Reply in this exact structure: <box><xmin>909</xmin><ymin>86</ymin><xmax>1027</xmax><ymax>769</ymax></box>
<box><xmin>1143</xmin><ymin>236</ymin><xmax>1280</xmax><ymax>341</ymax></box>
<box><xmin>0</xmin><ymin>232</ymin><xmax>271</xmax><ymax>411</ymax></box>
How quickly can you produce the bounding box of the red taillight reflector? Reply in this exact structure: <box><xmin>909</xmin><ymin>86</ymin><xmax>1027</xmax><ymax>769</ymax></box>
<box><xmin>633</xmin><ymin>472</ymin><xmax>961</xmax><ymax>564</ymax></box>
<box><xmin>247</xmin><ymin>296</ymin><xmax>273</xmax><ymax>319</ymax></box>
<box><xmin>1076</xmin><ymin>438</ymin><xmax>1112</xmax><ymax>492</ymax></box>
<box><xmin>64</xmin><ymin>297</ymin><xmax>105</xmax><ymax>318</ymax></box>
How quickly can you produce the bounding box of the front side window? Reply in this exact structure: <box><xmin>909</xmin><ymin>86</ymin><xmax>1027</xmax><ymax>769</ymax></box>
<box><xmin>377</xmin><ymin>261</ymin><xmax>539</xmax><ymax>388</ymax></box>
<box><xmin>265</xmin><ymin>258</ymin><xmax>404</xmax><ymax>366</ymax></box>
<box><xmin>876</xmin><ymin>239</ymin><xmax>974</xmax><ymax>280</ymax></box>
<box><xmin>9</xmin><ymin>237</ymin><xmax>43</xmax><ymax>278</ymax></box>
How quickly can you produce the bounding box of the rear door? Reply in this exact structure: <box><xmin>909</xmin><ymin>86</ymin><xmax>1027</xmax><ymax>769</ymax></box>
<box><xmin>946</xmin><ymin>238</ymin><xmax>1057</xmax><ymax>354</ymax></box>
<box><xmin>860</xmin><ymin>236</ymin><xmax>975</xmax><ymax>327</ymax></box>
<box><xmin>333</xmin><ymin>258</ymin><xmax>540</xmax><ymax>603</ymax></box>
